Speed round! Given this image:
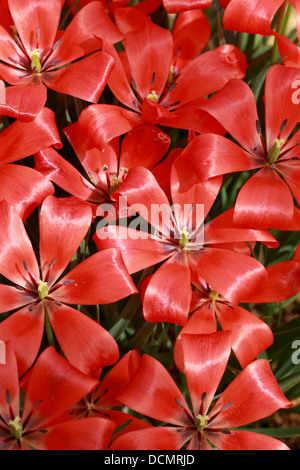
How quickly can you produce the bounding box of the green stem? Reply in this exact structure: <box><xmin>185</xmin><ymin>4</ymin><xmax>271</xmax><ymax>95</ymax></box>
<box><xmin>44</xmin><ymin>308</ymin><xmax>56</xmax><ymax>348</ymax></box>
<box><xmin>271</xmin><ymin>1</ymin><xmax>288</xmax><ymax>63</ymax></box>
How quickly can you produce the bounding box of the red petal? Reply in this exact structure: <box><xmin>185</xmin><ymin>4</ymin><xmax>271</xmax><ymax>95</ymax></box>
<box><xmin>210</xmin><ymin>359</ymin><xmax>292</xmax><ymax>430</ymax></box>
<box><xmin>46</xmin><ymin>302</ymin><xmax>119</xmax><ymax>378</ymax></box>
<box><xmin>0</xmin><ymin>107</ymin><xmax>62</xmax><ymax>164</ymax></box>
<box><xmin>118</xmin><ymin>354</ymin><xmax>193</xmax><ymax>426</ymax></box>
<box><xmin>0</xmin><ymin>164</ymin><xmax>54</xmax><ymax>221</ymax></box>
<box><xmin>93</xmin><ymin>226</ymin><xmax>173</xmax><ymax>274</ymax></box>
<box><xmin>0</xmin><ymin>199</ymin><xmax>39</xmax><ymax>287</ymax></box>
<box><xmin>44</xmin><ymin>418</ymin><xmax>115</xmax><ymax>450</ymax></box>
<box><xmin>276</xmin><ymin>32</ymin><xmax>300</xmax><ymax>67</ymax></box>
<box><xmin>22</xmin><ymin>346</ymin><xmax>99</xmax><ymax>429</ymax></box>
<box><xmin>0</xmin><ymin>303</ymin><xmax>44</xmax><ymax>377</ymax></box>
<box><xmin>39</xmin><ymin>195</ymin><xmax>92</xmax><ymax>286</ymax></box>
<box><xmin>216</xmin><ymin>304</ymin><xmax>273</xmax><ymax>369</ymax></box>
<box><xmin>124</xmin><ymin>18</ymin><xmax>173</xmax><ymax>101</ymax></box>
<box><xmin>233</xmin><ymin>167</ymin><xmax>295</xmax><ymax>229</ymax></box>
<box><xmin>0</xmin><ymin>341</ymin><xmax>20</xmax><ymax>423</ymax></box>
<box><xmin>181</xmin><ymin>331</ymin><xmax>232</xmax><ymax>416</ymax></box>
<box><xmin>163</xmin><ymin>0</ymin><xmax>212</xmax><ymax>13</ymax></box>
<box><xmin>0</xmin><ymin>83</ymin><xmax>47</xmax><ymax>121</ymax></box>
<box><xmin>55</xmin><ymin>248</ymin><xmax>138</xmax><ymax>305</ymax></box>
<box><xmin>223</xmin><ymin>0</ymin><xmax>285</xmax><ymax>34</ymax></box>
<box><xmin>111</xmin><ymin>426</ymin><xmax>191</xmax><ymax>450</ymax></box>
<box><xmin>114</xmin><ymin>7</ymin><xmax>148</xmax><ymax>36</ymax></box>
<box><xmin>0</xmin><ymin>284</ymin><xmax>33</xmax><ymax>313</ymax></box>
<box><xmin>8</xmin><ymin>0</ymin><xmax>63</xmax><ymax>54</ymax></box>
<box><xmin>206</xmin><ymin>429</ymin><xmax>290</xmax><ymax>450</ymax></box>
<box><xmin>142</xmin><ymin>252</ymin><xmax>192</xmax><ymax>326</ymax></box>
<box><xmin>78</xmin><ymin>104</ymin><xmax>142</xmax><ymax>150</ymax></box>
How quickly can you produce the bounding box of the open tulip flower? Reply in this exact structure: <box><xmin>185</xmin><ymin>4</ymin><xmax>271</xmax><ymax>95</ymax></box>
<box><xmin>182</xmin><ymin>64</ymin><xmax>300</xmax><ymax>229</ymax></box>
<box><xmin>0</xmin><ymin>195</ymin><xmax>137</xmax><ymax>377</ymax></box>
<box><xmin>111</xmin><ymin>331</ymin><xmax>293</xmax><ymax>450</ymax></box>
<box><xmin>0</xmin><ymin>0</ymin><xmax>123</xmax><ymax>105</ymax></box>
<box><xmin>0</xmin><ymin>343</ymin><xmax>115</xmax><ymax>450</ymax></box>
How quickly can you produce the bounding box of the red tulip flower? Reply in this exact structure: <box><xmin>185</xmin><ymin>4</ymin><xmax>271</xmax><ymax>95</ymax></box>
<box><xmin>78</xmin><ymin>17</ymin><xmax>247</xmax><ymax>149</ymax></box>
<box><xmin>185</xmin><ymin>65</ymin><xmax>300</xmax><ymax>229</ymax></box>
<box><xmin>0</xmin><ymin>0</ymin><xmax>123</xmax><ymax>105</ymax></box>
<box><xmin>111</xmin><ymin>331</ymin><xmax>292</xmax><ymax>450</ymax></box>
<box><xmin>0</xmin><ymin>344</ymin><xmax>115</xmax><ymax>450</ymax></box>
<box><xmin>34</xmin><ymin>122</ymin><xmax>171</xmax><ymax>220</ymax></box>
<box><xmin>0</xmin><ymin>195</ymin><xmax>137</xmax><ymax>377</ymax></box>
<box><xmin>94</xmin><ymin>158</ymin><xmax>278</xmax><ymax>326</ymax></box>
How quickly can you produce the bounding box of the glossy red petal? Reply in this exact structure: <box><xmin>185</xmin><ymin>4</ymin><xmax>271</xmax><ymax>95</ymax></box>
<box><xmin>44</xmin><ymin>418</ymin><xmax>115</xmax><ymax>450</ymax></box>
<box><xmin>8</xmin><ymin>0</ymin><xmax>63</xmax><ymax>54</ymax></box>
<box><xmin>0</xmin><ymin>83</ymin><xmax>47</xmax><ymax>121</ymax></box>
<box><xmin>0</xmin><ymin>284</ymin><xmax>33</xmax><ymax>313</ymax></box>
<box><xmin>39</xmin><ymin>195</ymin><xmax>92</xmax><ymax>286</ymax></box>
<box><xmin>143</xmin><ymin>252</ymin><xmax>192</xmax><ymax>326</ymax></box>
<box><xmin>114</xmin><ymin>6</ymin><xmax>148</xmax><ymax>36</ymax></box>
<box><xmin>163</xmin><ymin>0</ymin><xmax>212</xmax><ymax>13</ymax></box>
<box><xmin>276</xmin><ymin>32</ymin><xmax>300</xmax><ymax>67</ymax></box>
<box><xmin>233</xmin><ymin>167</ymin><xmax>295</xmax><ymax>229</ymax></box>
<box><xmin>55</xmin><ymin>248</ymin><xmax>138</xmax><ymax>305</ymax></box>
<box><xmin>223</xmin><ymin>0</ymin><xmax>285</xmax><ymax>34</ymax></box>
<box><xmin>0</xmin><ymin>341</ymin><xmax>20</xmax><ymax>423</ymax></box>
<box><xmin>206</xmin><ymin>429</ymin><xmax>290</xmax><ymax>450</ymax></box>
<box><xmin>22</xmin><ymin>346</ymin><xmax>99</xmax><ymax>429</ymax></box>
<box><xmin>216</xmin><ymin>304</ymin><xmax>273</xmax><ymax>369</ymax></box>
<box><xmin>110</xmin><ymin>426</ymin><xmax>191</xmax><ymax>450</ymax></box>
<box><xmin>181</xmin><ymin>331</ymin><xmax>232</xmax><ymax>416</ymax></box>
<box><xmin>242</xmin><ymin>260</ymin><xmax>300</xmax><ymax>303</ymax></box>
<box><xmin>94</xmin><ymin>226</ymin><xmax>173</xmax><ymax>274</ymax></box>
<box><xmin>124</xmin><ymin>19</ymin><xmax>173</xmax><ymax>101</ymax></box>
<box><xmin>0</xmin><ymin>303</ymin><xmax>44</xmax><ymax>377</ymax></box>
<box><xmin>0</xmin><ymin>107</ymin><xmax>62</xmax><ymax>164</ymax></box>
<box><xmin>118</xmin><ymin>354</ymin><xmax>193</xmax><ymax>426</ymax></box>
<box><xmin>0</xmin><ymin>164</ymin><xmax>54</xmax><ymax>221</ymax></box>
<box><xmin>0</xmin><ymin>200</ymin><xmax>39</xmax><ymax>287</ymax></box>
<box><xmin>174</xmin><ymin>306</ymin><xmax>217</xmax><ymax>372</ymax></box>
<box><xmin>209</xmin><ymin>359</ymin><xmax>292</xmax><ymax>430</ymax></box>
<box><xmin>78</xmin><ymin>104</ymin><xmax>142</xmax><ymax>150</ymax></box>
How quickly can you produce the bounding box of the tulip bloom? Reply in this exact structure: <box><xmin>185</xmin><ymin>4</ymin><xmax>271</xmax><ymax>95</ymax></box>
<box><xmin>0</xmin><ymin>0</ymin><xmax>123</xmax><ymax>105</ymax></box>
<box><xmin>78</xmin><ymin>17</ymin><xmax>247</xmax><ymax>149</ymax></box>
<box><xmin>185</xmin><ymin>65</ymin><xmax>300</xmax><ymax>229</ymax></box>
<box><xmin>0</xmin><ymin>196</ymin><xmax>137</xmax><ymax>377</ymax></box>
<box><xmin>0</xmin><ymin>344</ymin><xmax>115</xmax><ymax>450</ymax></box>
<box><xmin>94</xmin><ymin>159</ymin><xmax>278</xmax><ymax>326</ymax></box>
<box><xmin>111</xmin><ymin>332</ymin><xmax>292</xmax><ymax>450</ymax></box>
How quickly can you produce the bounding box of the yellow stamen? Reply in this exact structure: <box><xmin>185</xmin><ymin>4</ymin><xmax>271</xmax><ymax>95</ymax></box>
<box><xmin>194</xmin><ymin>414</ymin><xmax>210</xmax><ymax>433</ymax></box>
<box><xmin>110</xmin><ymin>174</ymin><xmax>123</xmax><ymax>194</ymax></box>
<box><xmin>167</xmin><ymin>65</ymin><xmax>175</xmax><ymax>85</ymax></box>
<box><xmin>37</xmin><ymin>280</ymin><xmax>49</xmax><ymax>300</ymax></box>
<box><xmin>179</xmin><ymin>226</ymin><xmax>189</xmax><ymax>249</ymax></box>
<box><xmin>147</xmin><ymin>90</ymin><xmax>158</xmax><ymax>102</ymax></box>
<box><xmin>30</xmin><ymin>48</ymin><xmax>42</xmax><ymax>73</ymax></box>
<box><xmin>208</xmin><ymin>290</ymin><xmax>219</xmax><ymax>303</ymax></box>
<box><xmin>9</xmin><ymin>416</ymin><xmax>23</xmax><ymax>440</ymax></box>
<box><xmin>267</xmin><ymin>138</ymin><xmax>285</xmax><ymax>165</ymax></box>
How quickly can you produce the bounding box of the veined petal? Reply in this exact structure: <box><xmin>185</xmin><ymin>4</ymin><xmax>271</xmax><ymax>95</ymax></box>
<box><xmin>222</xmin><ymin>0</ymin><xmax>285</xmax><ymax>35</ymax></box>
<box><xmin>163</xmin><ymin>0</ymin><xmax>212</xmax><ymax>13</ymax></box>
<box><xmin>143</xmin><ymin>251</ymin><xmax>192</xmax><ymax>326</ymax></box>
<box><xmin>39</xmin><ymin>195</ymin><xmax>92</xmax><ymax>286</ymax></box>
<box><xmin>118</xmin><ymin>354</ymin><xmax>193</xmax><ymax>426</ymax></box>
<box><xmin>206</xmin><ymin>429</ymin><xmax>290</xmax><ymax>451</ymax></box>
<box><xmin>22</xmin><ymin>346</ymin><xmax>99</xmax><ymax>429</ymax></box>
<box><xmin>181</xmin><ymin>331</ymin><xmax>232</xmax><ymax>416</ymax></box>
<box><xmin>55</xmin><ymin>248</ymin><xmax>138</xmax><ymax>305</ymax></box>
<box><xmin>46</xmin><ymin>302</ymin><xmax>119</xmax><ymax>378</ymax></box>
<box><xmin>209</xmin><ymin>359</ymin><xmax>292</xmax><ymax>430</ymax></box>
<box><xmin>233</xmin><ymin>167</ymin><xmax>295</xmax><ymax>229</ymax></box>
<box><xmin>0</xmin><ymin>341</ymin><xmax>20</xmax><ymax>423</ymax></box>
<box><xmin>276</xmin><ymin>32</ymin><xmax>300</xmax><ymax>67</ymax></box>
<box><xmin>0</xmin><ymin>107</ymin><xmax>62</xmax><ymax>164</ymax></box>
<box><xmin>0</xmin><ymin>284</ymin><xmax>33</xmax><ymax>314</ymax></box>
<box><xmin>0</xmin><ymin>84</ymin><xmax>47</xmax><ymax>121</ymax></box>
<box><xmin>110</xmin><ymin>426</ymin><xmax>191</xmax><ymax>450</ymax></box>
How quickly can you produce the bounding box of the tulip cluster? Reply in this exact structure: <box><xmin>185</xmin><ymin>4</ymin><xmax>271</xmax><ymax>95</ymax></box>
<box><xmin>0</xmin><ymin>0</ymin><xmax>299</xmax><ymax>451</ymax></box>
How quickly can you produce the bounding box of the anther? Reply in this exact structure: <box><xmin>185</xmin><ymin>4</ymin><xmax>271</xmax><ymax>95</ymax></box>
<box><xmin>256</xmin><ymin>120</ymin><xmax>262</xmax><ymax>135</ymax></box>
<box><xmin>6</xmin><ymin>390</ymin><xmax>11</xmax><ymax>406</ymax></box>
<box><xmin>280</xmin><ymin>118</ymin><xmax>288</xmax><ymax>133</ymax></box>
<box><xmin>130</xmin><ymin>77</ymin><xmax>137</xmax><ymax>90</ymax></box>
<box><xmin>23</xmin><ymin>260</ymin><xmax>29</xmax><ymax>272</ymax></box>
<box><xmin>151</xmin><ymin>72</ymin><xmax>156</xmax><ymax>86</ymax></box>
<box><xmin>63</xmin><ymin>279</ymin><xmax>75</xmax><ymax>285</ymax></box>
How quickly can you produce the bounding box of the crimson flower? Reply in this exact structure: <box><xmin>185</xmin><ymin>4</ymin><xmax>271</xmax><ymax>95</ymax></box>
<box><xmin>185</xmin><ymin>65</ymin><xmax>300</xmax><ymax>229</ymax></box>
<box><xmin>110</xmin><ymin>331</ymin><xmax>292</xmax><ymax>450</ymax></box>
<box><xmin>78</xmin><ymin>17</ymin><xmax>247</xmax><ymax>149</ymax></box>
<box><xmin>0</xmin><ymin>195</ymin><xmax>137</xmax><ymax>377</ymax></box>
<box><xmin>162</xmin><ymin>0</ymin><xmax>212</xmax><ymax>14</ymax></box>
<box><xmin>0</xmin><ymin>0</ymin><xmax>123</xmax><ymax>106</ymax></box>
<box><xmin>34</xmin><ymin>122</ymin><xmax>170</xmax><ymax>220</ymax></box>
<box><xmin>94</xmin><ymin>158</ymin><xmax>278</xmax><ymax>326</ymax></box>
<box><xmin>0</xmin><ymin>344</ymin><xmax>115</xmax><ymax>450</ymax></box>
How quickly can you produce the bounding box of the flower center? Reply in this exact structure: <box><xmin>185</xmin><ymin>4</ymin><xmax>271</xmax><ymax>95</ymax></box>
<box><xmin>208</xmin><ymin>289</ymin><xmax>219</xmax><ymax>303</ymax></box>
<box><xmin>267</xmin><ymin>138</ymin><xmax>285</xmax><ymax>165</ymax></box>
<box><xmin>30</xmin><ymin>48</ymin><xmax>42</xmax><ymax>73</ymax></box>
<box><xmin>194</xmin><ymin>413</ymin><xmax>210</xmax><ymax>433</ymax></box>
<box><xmin>179</xmin><ymin>226</ymin><xmax>189</xmax><ymax>249</ymax></box>
<box><xmin>147</xmin><ymin>90</ymin><xmax>158</xmax><ymax>102</ymax></box>
<box><xmin>37</xmin><ymin>280</ymin><xmax>49</xmax><ymax>300</ymax></box>
<box><xmin>9</xmin><ymin>416</ymin><xmax>23</xmax><ymax>440</ymax></box>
